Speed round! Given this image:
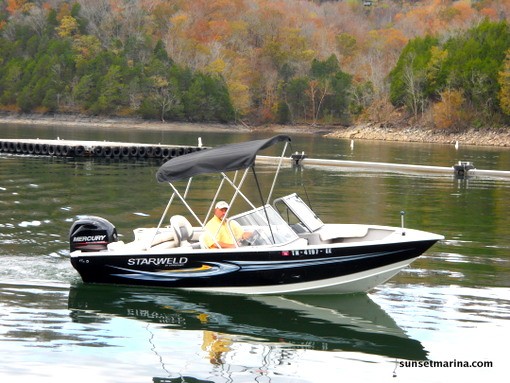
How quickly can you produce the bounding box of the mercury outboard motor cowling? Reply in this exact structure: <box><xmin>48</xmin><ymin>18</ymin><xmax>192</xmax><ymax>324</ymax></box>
<box><xmin>70</xmin><ymin>216</ymin><xmax>118</xmax><ymax>252</ymax></box>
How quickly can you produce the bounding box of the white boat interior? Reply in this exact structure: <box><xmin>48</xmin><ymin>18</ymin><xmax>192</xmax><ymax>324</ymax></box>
<box><xmin>105</xmin><ymin>195</ymin><xmax>425</xmax><ymax>255</ymax></box>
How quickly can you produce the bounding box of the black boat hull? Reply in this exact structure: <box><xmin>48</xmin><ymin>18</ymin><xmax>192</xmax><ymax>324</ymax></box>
<box><xmin>70</xmin><ymin>239</ymin><xmax>438</xmax><ymax>294</ymax></box>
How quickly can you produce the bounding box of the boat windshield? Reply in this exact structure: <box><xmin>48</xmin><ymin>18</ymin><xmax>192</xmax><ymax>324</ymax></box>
<box><xmin>231</xmin><ymin>205</ymin><xmax>299</xmax><ymax>246</ymax></box>
<box><xmin>273</xmin><ymin>193</ymin><xmax>324</xmax><ymax>233</ymax></box>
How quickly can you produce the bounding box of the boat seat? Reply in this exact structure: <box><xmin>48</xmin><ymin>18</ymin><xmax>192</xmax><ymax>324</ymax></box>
<box><xmin>107</xmin><ymin>240</ymin><xmax>125</xmax><ymax>251</ymax></box>
<box><xmin>198</xmin><ymin>233</ymin><xmax>208</xmax><ymax>249</ymax></box>
<box><xmin>170</xmin><ymin>215</ymin><xmax>193</xmax><ymax>247</ymax></box>
<box><xmin>132</xmin><ymin>227</ymin><xmax>176</xmax><ymax>249</ymax></box>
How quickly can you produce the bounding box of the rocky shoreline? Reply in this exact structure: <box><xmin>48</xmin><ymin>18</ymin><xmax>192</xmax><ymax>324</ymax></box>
<box><xmin>0</xmin><ymin>114</ymin><xmax>509</xmax><ymax>147</ymax></box>
<box><xmin>322</xmin><ymin>123</ymin><xmax>510</xmax><ymax>147</ymax></box>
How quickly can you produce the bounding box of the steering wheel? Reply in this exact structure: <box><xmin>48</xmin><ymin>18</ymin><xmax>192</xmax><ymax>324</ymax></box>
<box><xmin>239</xmin><ymin>230</ymin><xmax>261</xmax><ymax>246</ymax></box>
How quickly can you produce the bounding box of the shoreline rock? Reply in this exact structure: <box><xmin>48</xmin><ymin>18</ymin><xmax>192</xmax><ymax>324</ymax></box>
<box><xmin>0</xmin><ymin>114</ymin><xmax>509</xmax><ymax>147</ymax></box>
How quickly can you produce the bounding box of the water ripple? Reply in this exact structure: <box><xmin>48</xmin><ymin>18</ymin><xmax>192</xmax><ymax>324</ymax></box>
<box><xmin>373</xmin><ymin>284</ymin><xmax>510</xmax><ymax>329</ymax></box>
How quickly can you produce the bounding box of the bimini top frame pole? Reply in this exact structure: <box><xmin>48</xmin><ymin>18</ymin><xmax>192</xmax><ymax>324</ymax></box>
<box><xmin>266</xmin><ymin>140</ymin><xmax>290</xmax><ymax>204</ymax></box>
<box><xmin>148</xmin><ymin>177</ymin><xmax>193</xmax><ymax>248</ymax></box>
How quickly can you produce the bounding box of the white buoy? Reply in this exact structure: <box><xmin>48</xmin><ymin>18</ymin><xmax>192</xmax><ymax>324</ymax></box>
<box><xmin>198</xmin><ymin>137</ymin><xmax>203</xmax><ymax>148</ymax></box>
<box><xmin>454</xmin><ymin>140</ymin><xmax>459</xmax><ymax>150</ymax></box>
<box><xmin>350</xmin><ymin>139</ymin><xmax>354</xmax><ymax>150</ymax></box>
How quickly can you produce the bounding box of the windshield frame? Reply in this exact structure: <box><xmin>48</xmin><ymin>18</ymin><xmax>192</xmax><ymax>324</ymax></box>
<box><xmin>273</xmin><ymin>193</ymin><xmax>324</xmax><ymax>233</ymax></box>
<box><xmin>230</xmin><ymin>205</ymin><xmax>300</xmax><ymax>246</ymax></box>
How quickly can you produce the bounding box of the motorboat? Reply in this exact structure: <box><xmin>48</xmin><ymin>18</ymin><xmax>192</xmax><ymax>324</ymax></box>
<box><xmin>69</xmin><ymin>135</ymin><xmax>443</xmax><ymax>294</ymax></box>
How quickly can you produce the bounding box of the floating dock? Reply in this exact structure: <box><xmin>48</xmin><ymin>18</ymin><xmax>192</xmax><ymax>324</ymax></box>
<box><xmin>257</xmin><ymin>155</ymin><xmax>510</xmax><ymax>180</ymax></box>
<box><xmin>0</xmin><ymin>138</ymin><xmax>203</xmax><ymax>159</ymax></box>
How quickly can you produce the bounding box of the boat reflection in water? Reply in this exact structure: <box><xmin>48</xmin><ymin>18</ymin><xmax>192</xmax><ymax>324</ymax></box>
<box><xmin>68</xmin><ymin>284</ymin><xmax>427</xmax><ymax>368</ymax></box>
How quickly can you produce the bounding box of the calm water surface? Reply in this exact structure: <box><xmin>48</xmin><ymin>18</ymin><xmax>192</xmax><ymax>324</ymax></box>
<box><xmin>1</xmin><ymin>124</ymin><xmax>509</xmax><ymax>382</ymax></box>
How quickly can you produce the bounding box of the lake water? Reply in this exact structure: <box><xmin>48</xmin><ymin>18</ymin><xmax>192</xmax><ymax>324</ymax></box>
<box><xmin>1</xmin><ymin>124</ymin><xmax>509</xmax><ymax>382</ymax></box>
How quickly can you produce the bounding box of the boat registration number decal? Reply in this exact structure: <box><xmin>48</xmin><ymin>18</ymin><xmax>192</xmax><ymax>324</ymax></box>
<box><xmin>282</xmin><ymin>248</ymin><xmax>332</xmax><ymax>256</ymax></box>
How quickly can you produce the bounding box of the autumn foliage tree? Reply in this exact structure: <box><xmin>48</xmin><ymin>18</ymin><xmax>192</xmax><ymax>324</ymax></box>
<box><xmin>389</xmin><ymin>36</ymin><xmax>438</xmax><ymax>117</ymax></box>
<box><xmin>391</xmin><ymin>20</ymin><xmax>510</xmax><ymax>128</ymax></box>
<box><xmin>432</xmin><ymin>89</ymin><xmax>466</xmax><ymax>131</ymax></box>
<box><xmin>0</xmin><ymin>1</ymin><xmax>510</xmax><ymax>129</ymax></box>
<box><xmin>0</xmin><ymin>1</ymin><xmax>234</xmax><ymax>121</ymax></box>
<box><xmin>498</xmin><ymin>49</ymin><xmax>510</xmax><ymax>118</ymax></box>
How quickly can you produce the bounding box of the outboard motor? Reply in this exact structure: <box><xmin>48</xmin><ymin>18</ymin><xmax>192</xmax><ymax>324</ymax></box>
<box><xmin>69</xmin><ymin>216</ymin><xmax>118</xmax><ymax>252</ymax></box>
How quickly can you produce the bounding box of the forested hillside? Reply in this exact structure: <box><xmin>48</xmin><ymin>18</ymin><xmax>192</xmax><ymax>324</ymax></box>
<box><xmin>1</xmin><ymin>0</ymin><xmax>510</xmax><ymax>131</ymax></box>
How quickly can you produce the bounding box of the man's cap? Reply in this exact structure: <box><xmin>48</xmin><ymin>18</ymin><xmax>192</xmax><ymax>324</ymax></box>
<box><xmin>215</xmin><ymin>201</ymin><xmax>229</xmax><ymax>209</ymax></box>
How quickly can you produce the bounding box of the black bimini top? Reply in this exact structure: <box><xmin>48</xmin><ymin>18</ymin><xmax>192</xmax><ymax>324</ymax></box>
<box><xmin>156</xmin><ymin>135</ymin><xmax>291</xmax><ymax>182</ymax></box>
